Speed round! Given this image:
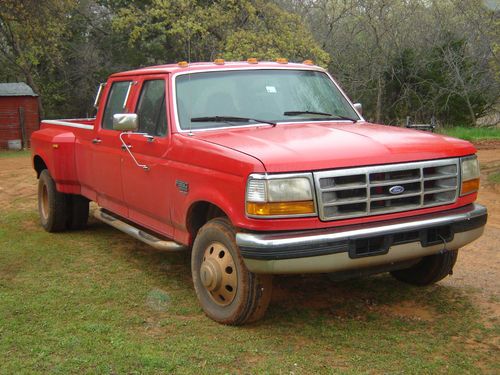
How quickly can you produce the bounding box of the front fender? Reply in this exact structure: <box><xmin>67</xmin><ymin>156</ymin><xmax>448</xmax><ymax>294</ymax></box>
<box><xmin>171</xmin><ymin>166</ymin><xmax>247</xmax><ymax>245</ymax></box>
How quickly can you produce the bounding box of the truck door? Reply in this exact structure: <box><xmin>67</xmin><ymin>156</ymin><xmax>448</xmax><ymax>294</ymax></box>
<box><xmin>91</xmin><ymin>79</ymin><xmax>134</xmax><ymax>217</ymax></box>
<box><xmin>120</xmin><ymin>76</ymin><xmax>174</xmax><ymax>237</ymax></box>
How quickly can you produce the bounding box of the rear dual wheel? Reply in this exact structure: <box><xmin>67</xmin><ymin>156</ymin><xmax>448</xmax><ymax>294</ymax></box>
<box><xmin>192</xmin><ymin>218</ymin><xmax>273</xmax><ymax>325</ymax></box>
<box><xmin>68</xmin><ymin>195</ymin><xmax>90</xmax><ymax>230</ymax></box>
<box><xmin>38</xmin><ymin>169</ymin><xmax>89</xmax><ymax>232</ymax></box>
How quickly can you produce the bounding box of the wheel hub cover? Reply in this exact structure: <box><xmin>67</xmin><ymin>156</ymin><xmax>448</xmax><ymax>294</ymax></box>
<box><xmin>200</xmin><ymin>242</ymin><xmax>238</xmax><ymax>306</ymax></box>
<box><xmin>200</xmin><ymin>258</ymin><xmax>221</xmax><ymax>291</ymax></box>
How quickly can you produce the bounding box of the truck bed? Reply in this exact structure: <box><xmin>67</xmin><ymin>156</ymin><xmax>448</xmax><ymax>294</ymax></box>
<box><xmin>40</xmin><ymin>118</ymin><xmax>96</xmax><ymax>129</ymax></box>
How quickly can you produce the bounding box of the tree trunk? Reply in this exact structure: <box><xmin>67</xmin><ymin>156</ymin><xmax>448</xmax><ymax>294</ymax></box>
<box><xmin>375</xmin><ymin>76</ymin><xmax>383</xmax><ymax>123</ymax></box>
<box><xmin>24</xmin><ymin>71</ymin><xmax>44</xmax><ymax>119</ymax></box>
<box><xmin>443</xmin><ymin>46</ymin><xmax>477</xmax><ymax>126</ymax></box>
<box><xmin>464</xmin><ymin>92</ymin><xmax>476</xmax><ymax>126</ymax></box>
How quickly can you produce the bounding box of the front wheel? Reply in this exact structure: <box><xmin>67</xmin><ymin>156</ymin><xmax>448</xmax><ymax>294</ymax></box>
<box><xmin>390</xmin><ymin>249</ymin><xmax>458</xmax><ymax>286</ymax></box>
<box><xmin>191</xmin><ymin>218</ymin><xmax>273</xmax><ymax>325</ymax></box>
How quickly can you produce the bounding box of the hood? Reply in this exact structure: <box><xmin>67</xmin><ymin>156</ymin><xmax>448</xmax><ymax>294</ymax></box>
<box><xmin>190</xmin><ymin>122</ymin><xmax>476</xmax><ymax>172</ymax></box>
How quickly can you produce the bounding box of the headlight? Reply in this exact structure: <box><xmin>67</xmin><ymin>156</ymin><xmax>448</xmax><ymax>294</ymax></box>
<box><xmin>460</xmin><ymin>155</ymin><xmax>480</xmax><ymax>196</ymax></box>
<box><xmin>246</xmin><ymin>174</ymin><xmax>316</xmax><ymax>217</ymax></box>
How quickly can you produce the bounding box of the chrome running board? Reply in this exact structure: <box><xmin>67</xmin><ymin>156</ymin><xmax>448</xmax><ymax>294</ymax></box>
<box><xmin>94</xmin><ymin>208</ymin><xmax>186</xmax><ymax>251</ymax></box>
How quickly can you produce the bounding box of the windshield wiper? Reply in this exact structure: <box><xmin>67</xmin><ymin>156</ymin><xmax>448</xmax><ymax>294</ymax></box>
<box><xmin>284</xmin><ymin>110</ymin><xmax>357</xmax><ymax>123</ymax></box>
<box><xmin>191</xmin><ymin>116</ymin><xmax>276</xmax><ymax>126</ymax></box>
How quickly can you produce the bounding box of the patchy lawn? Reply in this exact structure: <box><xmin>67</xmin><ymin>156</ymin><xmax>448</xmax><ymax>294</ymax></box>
<box><xmin>0</xmin><ymin>151</ymin><xmax>498</xmax><ymax>374</ymax></box>
<box><xmin>488</xmin><ymin>171</ymin><xmax>500</xmax><ymax>184</ymax></box>
<box><xmin>0</xmin><ymin>149</ymin><xmax>31</xmax><ymax>159</ymax></box>
<box><xmin>438</xmin><ymin>126</ymin><xmax>500</xmax><ymax>141</ymax></box>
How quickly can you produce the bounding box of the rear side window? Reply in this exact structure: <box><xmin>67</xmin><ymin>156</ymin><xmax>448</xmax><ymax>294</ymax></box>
<box><xmin>102</xmin><ymin>81</ymin><xmax>132</xmax><ymax>129</ymax></box>
<box><xmin>136</xmin><ymin>80</ymin><xmax>167</xmax><ymax>136</ymax></box>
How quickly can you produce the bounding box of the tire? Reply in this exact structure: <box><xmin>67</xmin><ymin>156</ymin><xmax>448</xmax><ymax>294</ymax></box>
<box><xmin>67</xmin><ymin>195</ymin><xmax>89</xmax><ymax>230</ymax></box>
<box><xmin>38</xmin><ymin>169</ymin><xmax>68</xmax><ymax>232</ymax></box>
<box><xmin>390</xmin><ymin>249</ymin><xmax>458</xmax><ymax>286</ymax></box>
<box><xmin>191</xmin><ymin>218</ymin><xmax>273</xmax><ymax>325</ymax></box>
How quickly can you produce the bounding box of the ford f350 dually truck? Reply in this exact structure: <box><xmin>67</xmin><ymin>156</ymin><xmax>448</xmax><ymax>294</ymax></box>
<box><xmin>31</xmin><ymin>60</ymin><xmax>487</xmax><ymax>325</ymax></box>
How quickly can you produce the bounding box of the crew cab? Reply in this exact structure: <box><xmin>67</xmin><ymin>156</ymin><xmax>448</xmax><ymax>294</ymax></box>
<box><xmin>31</xmin><ymin>60</ymin><xmax>487</xmax><ymax>325</ymax></box>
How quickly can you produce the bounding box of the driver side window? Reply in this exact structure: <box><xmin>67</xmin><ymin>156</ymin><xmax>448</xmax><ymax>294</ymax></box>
<box><xmin>136</xmin><ymin>80</ymin><xmax>167</xmax><ymax>137</ymax></box>
<box><xmin>102</xmin><ymin>81</ymin><xmax>132</xmax><ymax>130</ymax></box>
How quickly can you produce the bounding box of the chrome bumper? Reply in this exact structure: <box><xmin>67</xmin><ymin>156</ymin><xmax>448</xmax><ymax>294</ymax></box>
<box><xmin>236</xmin><ymin>204</ymin><xmax>487</xmax><ymax>274</ymax></box>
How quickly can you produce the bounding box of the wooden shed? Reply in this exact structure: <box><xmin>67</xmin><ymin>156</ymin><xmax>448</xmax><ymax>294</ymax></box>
<box><xmin>0</xmin><ymin>82</ymin><xmax>39</xmax><ymax>149</ymax></box>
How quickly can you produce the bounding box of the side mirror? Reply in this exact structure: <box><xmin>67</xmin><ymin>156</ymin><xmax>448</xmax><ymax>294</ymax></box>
<box><xmin>113</xmin><ymin>113</ymin><xmax>138</xmax><ymax>131</ymax></box>
<box><xmin>353</xmin><ymin>103</ymin><xmax>362</xmax><ymax>115</ymax></box>
<box><xmin>93</xmin><ymin>83</ymin><xmax>106</xmax><ymax>109</ymax></box>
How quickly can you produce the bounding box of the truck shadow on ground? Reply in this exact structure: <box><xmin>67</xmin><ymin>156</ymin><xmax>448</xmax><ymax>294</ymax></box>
<box><xmin>88</xmin><ymin>218</ymin><xmax>473</xmax><ymax>327</ymax></box>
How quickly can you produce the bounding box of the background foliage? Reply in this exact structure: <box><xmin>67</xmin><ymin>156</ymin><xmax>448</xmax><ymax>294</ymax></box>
<box><xmin>0</xmin><ymin>0</ymin><xmax>498</xmax><ymax>125</ymax></box>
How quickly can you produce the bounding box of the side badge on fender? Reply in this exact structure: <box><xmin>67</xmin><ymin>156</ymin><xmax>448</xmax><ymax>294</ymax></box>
<box><xmin>176</xmin><ymin>180</ymin><xmax>189</xmax><ymax>194</ymax></box>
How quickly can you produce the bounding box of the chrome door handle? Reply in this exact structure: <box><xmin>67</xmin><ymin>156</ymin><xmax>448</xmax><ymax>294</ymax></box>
<box><xmin>121</xmin><ymin>144</ymin><xmax>132</xmax><ymax>150</ymax></box>
<box><xmin>92</xmin><ymin>138</ymin><xmax>102</xmax><ymax>144</ymax></box>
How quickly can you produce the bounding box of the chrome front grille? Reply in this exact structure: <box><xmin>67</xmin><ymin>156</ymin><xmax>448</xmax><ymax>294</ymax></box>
<box><xmin>314</xmin><ymin>159</ymin><xmax>459</xmax><ymax>221</ymax></box>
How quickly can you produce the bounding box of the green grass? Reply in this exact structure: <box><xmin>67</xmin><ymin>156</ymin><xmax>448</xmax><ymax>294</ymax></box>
<box><xmin>1</xmin><ymin>210</ymin><xmax>498</xmax><ymax>373</ymax></box>
<box><xmin>0</xmin><ymin>149</ymin><xmax>31</xmax><ymax>158</ymax></box>
<box><xmin>488</xmin><ymin>171</ymin><xmax>500</xmax><ymax>184</ymax></box>
<box><xmin>439</xmin><ymin>126</ymin><xmax>500</xmax><ymax>141</ymax></box>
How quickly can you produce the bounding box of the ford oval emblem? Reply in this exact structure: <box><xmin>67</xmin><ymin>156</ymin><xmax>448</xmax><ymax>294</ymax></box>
<box><xmin>389</xmin><ymin>185</ymin><xmax>405</xmax><ymax>195</ymax></box>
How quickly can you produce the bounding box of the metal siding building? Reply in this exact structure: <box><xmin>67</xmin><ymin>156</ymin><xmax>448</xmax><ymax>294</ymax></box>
<box><xmin>0</xmin><ymin>83</ymin><xmax>39</xmax><ymax>149</ymax></box>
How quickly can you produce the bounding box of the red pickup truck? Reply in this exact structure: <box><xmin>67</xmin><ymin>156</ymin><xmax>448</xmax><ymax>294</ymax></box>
<box><xmin>31</xmin><ymin>60</ymin><xmax>487</xmax><ymax>325</ymax></box>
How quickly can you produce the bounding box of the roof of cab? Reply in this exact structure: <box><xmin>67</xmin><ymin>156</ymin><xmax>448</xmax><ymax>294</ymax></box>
<box><xmin>110</xmin><ymin>61</ymin><xmax>324</xmax><ymax>78</ymax></box>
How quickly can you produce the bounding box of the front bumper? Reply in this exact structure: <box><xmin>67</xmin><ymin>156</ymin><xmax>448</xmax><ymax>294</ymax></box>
<box><xmin>236</xmin><ymin>204</ymin><xmax>487</xmax><ymax>274</ymax></box>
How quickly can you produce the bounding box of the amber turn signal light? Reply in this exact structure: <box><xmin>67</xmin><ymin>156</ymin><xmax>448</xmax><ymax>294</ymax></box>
<box><xmin>275</xmin><ymin>58</ymin><xmax>288</xmax><ymax>64</ymax></box>
<box><xmin>461</xmin><ymin>178</ymin><xmax>480</xmax><ymax>196</ymax></box>
<box><xmin>247</xmin><ymin>201</ymin><xmax>315</xmax><ymax>216</ymax></box>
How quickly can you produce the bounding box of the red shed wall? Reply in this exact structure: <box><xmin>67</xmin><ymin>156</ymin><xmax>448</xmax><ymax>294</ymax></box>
<box><xmin>0</xmin><ymin>96</ymin><xmax>39</xmax><ymax>149</ymax></box>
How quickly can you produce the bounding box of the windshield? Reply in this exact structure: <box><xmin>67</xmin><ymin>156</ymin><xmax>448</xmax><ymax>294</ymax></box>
<box><xmin>175</xmin><ymin>69</ymin><xmax>360</xmax><ymax>130</ymax></box>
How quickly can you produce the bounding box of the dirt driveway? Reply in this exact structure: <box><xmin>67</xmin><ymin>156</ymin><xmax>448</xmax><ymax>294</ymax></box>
<box><xmin>441</xmin><ymin>147</ymin><xmax>500</xmax><ymax>319</ymax></box>
<box><xmin>1</xmin><ymin>146</ymin><xmax>499</xmax><ymax>318</ymax></box>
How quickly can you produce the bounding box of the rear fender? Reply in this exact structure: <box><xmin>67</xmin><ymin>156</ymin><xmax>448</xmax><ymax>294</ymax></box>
<box><xmin>31</xmin><ymin>128</ymin><xmax>80</xmax><ymax>194</ymax></box>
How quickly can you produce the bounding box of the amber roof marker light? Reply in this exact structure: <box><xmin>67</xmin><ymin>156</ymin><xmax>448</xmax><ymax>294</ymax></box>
<box><xmin>177</xmin><ymin>61</ymin><xmax>189</xmax><ymax>67</ymax></box>
<box><xmin>247</xmin><ymin>58</ymin><xmax>259</xmax><ymax>64</ymax></box>
<box><xmin>275</xmin><ymin>58</ymin><xmax>289</xmax><ymax>64</ymax></box>
<box><xmin>302</xmin><ymin>60</ymin><xmax>314</xmax><ymax>65</ymax></box>
<box><xmin>214</xmin><ymin>59</ymin><xmax>225</xmax><ymax>65</ymax></box>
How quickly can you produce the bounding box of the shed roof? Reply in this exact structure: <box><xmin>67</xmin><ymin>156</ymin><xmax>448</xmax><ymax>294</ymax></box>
<box><xmin>0</xmin><ymin>82</ymin><xmax>38</xmax><ymax>97</ymax></box>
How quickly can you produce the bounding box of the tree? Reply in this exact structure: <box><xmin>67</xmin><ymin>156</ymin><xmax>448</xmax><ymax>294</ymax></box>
<box><xmin>1</xmin><ymin>0</ymin><xmax>497</xmax><ymax>123</ymax></box>
<box><xmin>112</xmin><ymin>0</ymin><xmax>329</xmax><ymax>66</ymax></box>
<box><xmin>0</xmin><ymin>0</ymin><xmax>76</xmax><ymax>116</ymax></box>
<box><xmin>280</xmin><ymin>0</ymin><xmax>499</xmax><ymax>125</ymax></box>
